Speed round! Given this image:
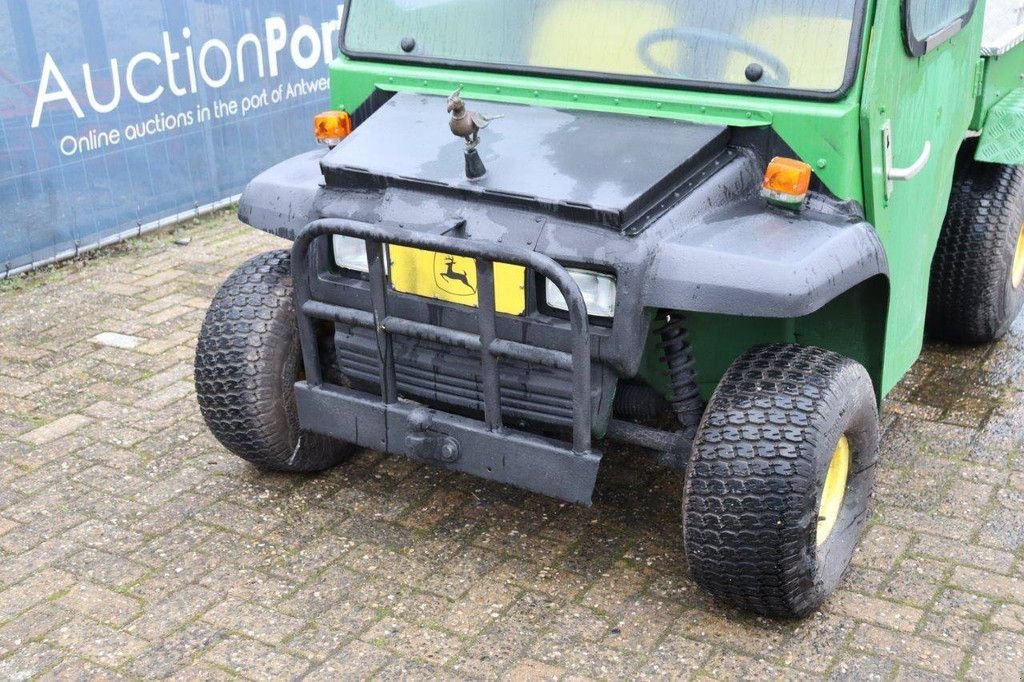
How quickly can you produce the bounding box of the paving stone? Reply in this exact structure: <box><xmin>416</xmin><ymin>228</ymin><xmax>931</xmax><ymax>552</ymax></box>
<box><xmin>579</xmin><ymin>562</ymin><xmax>654</xmax><ymax>615</ymax></box>
<box><xmin>126</xmin><ymin>621</ymin><xmax>225</xmax><ymax>679</ymax></box>
<box><xmin>0</xmin><ymin>538</ymin><xmax>81</xmax><ymax>587</ymax></box>
<box><xmin>951</xmin><ymin>566</ymin><xmax>1024</xmax><ymax>604</ymax></box>
<box><xmin>65</xmin><ymin>519</ymin><xmax>146</xmax><ymax>553</ymax></box>
<box><xmin>0</xmin><ymin>642</ymin><xmax>64</xmax><ymax>679</ymax></box>
<box><xmin>0</xmin><ymin>569</ymin><xmax>75</xmax><ymax>620</ymax></box>
<box><xmin>931</xmin><ymin>588</ymin><xmax>995</xmax><ymax>618</ymax></box>
<box><xmin>917</xmin><ymin>611</ymin><xmax>982</xmax><ymax>648</ymax></box>
<box><xmin>673</xmin><ymin>608</ymin><xmax>787</xmax><ymax>660</ymax></box>
<box><xmin>850</xmin><ymin>624</ymin><xmax>964</xmax><ymax>677</ymax></box>
<box><xmin>965</xmin><ymin>629</ymin><xmax>1024</xmax><ymax>681</ymax></box>
<box><xmin>775</xmin><ymin>612</ymin><xmax>855</xmax><ymax>675</ymax></box>
<box><xmin>910</xmin><ymin>534</ymin><xmax>1015</xmax><ymax>574</ymax></box>
<box><xmin>635</xmin><ymin>632</ymin><xmax>712</xmax><ymax>679</ymax></box>
<box><xmin>0</xmin><ymin>604</ymin><xmax>68</xmax><ymax>657</ymax></box>
<box><xmin>60</xmin><ymin>544</ymin><xmax>149</xmax><ymax>585</ymax></box>
<box><xmin>203</xmin><ymin>635</ymin><xmax>311</xmax><ymax>681</ymax></box>
<box><xmin>361</xmin><ymin>617</ymin><xmax>464</xmax><ymax>668</ymax></box>
<box><xmin>281</xmin><ymin>609</ymin><xmax>380</xmax><ymax>663</ymax></box>
<box><xmin>201</xmin><ymin>598</ymin><xmax>305</xmax><ymax>645</ymax></box>
<box><xmin>304</xmin><ymin>641</ymin><xmax>393</xmax><ymax>681</ymax></box>
<box><xmin>128</xmin><ymin>584</ymin><xmax>222</xmax><ymax>641</ymax></box>
<box><xmin>56</xmin><ymin>582</ymin><xmax>142</xmax><ymax>626</ymax></box>
<box><xmin>438</xmin><ymin>580</ymin><xmax>519</xmax><ymax>636</ymax></box>
<box><xmin>537</xmin><ymin>635</ymin><xmax>645</xmax><ymax>680</ymax></box>
<box><xmin>852</xmin><ymin>525</ymin><xmax>912</xmax><ymax>572</ymax></box>
<box><xmin>46</xmin><ymin>618</ymin><xmax>148</xmax><ymax>668</ymax></box>
<box><xmin>458</xmin><ymin>621</ymin><xmax>541</xmax><ymax>678</ymax></box>
<box><xmin>892</xmin><ymin>665</ymin><xmax>956</xmax><ymax>681</ymax></box>
<box><xmin>828</xmin><ymin>653</ymin><xmax>897</xmax><ymax>681</ymax></box>
<box><xmin>373</xmin><ymin>657</ymin><xmax>447</xmax><ymax>681</ymax></box>
<box><xmin>881</xmin><ymin>557</ymin><xmax>948</xmax><ymax>607</ymax></box>
<box><xmin>976</xmin><ymin>506</ymin><xmax>1024</xmax><ymax>552</ymax></box>
<box><xmin>832</xmin><ymin>592</ymin><xmax>923</xmax><ymax>633</ymax></box>
<box><xmin>18</xmin><ymin>414</ymin><xmax>92</xmax><ymax>445</ymax></box>
<box><xmin>702</xmin><ymin>649</ymin><xmax>807</xmax><ymax>680</ymax></box>
<box><xmin>135</xmin><ymin>269</ymin><xmax>187</xmax><ymax>289</ymax></box>
<box><xmin>0</xmin><ymin>375</ymin><xmax>43</xmax><ymax>399</ymax></box>
<box><xmin>991</xmin><ymin>603</ymin><xmax>1024</xmax><ymax>632</ymax></box>
<box><xmin>503</xmin><ymin>658</ymin><xmax>565</xmax><ymax>681</ymax></box>
<box><xmin>601</xmin><ymin>597</ymin><xmax>680</xmax><ymax>653</ymax></box>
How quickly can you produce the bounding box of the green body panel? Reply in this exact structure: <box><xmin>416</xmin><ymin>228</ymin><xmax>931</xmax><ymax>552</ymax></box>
<box><xmin>327</xmin><ymin>0</ymin><xmax>1011</xmax><ymax>400</ymax></box>
<box><xmin>860</xmin><ymin>0</ymin><xmax>985</xmax><ymax>394</ymax></box>
<box><xmin>643</xmin><ymin>277</ymin><xmax>888</xmax><ymax>402</ymax></box>
<box><xmin>977</xmin><ymin>88</ymin><xmax>1024</xmax><ymax>164</ymax></box>
<box><xmin>973</xmin><ymin>25</ymin><xmax>1024</xmax><ymax>163</ymax></box>
<box><xmin>791</xmin><ymin>276</ymin><xmax>889</xmax><ymax>396</ymax></box>
<box><xmin>972</xmin><ymin>43</ymin><xmax>1024</xmax><ymax>132</ymax></box>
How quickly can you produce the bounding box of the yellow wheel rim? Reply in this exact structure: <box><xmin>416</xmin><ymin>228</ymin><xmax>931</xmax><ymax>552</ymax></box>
<box><xmin>1013</xmin><ymin>223</ymin><xmax>1024</xmax><ymax>290</ymax></box>
<box><xmin>817</xmin><ymin>436</ymin><xmax>851</xmax><ymax>546</ymax></box>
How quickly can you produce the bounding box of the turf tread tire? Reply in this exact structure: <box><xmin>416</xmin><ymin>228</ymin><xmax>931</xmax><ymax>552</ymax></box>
<box><xmin>927</xmin><ymin>157</ymin><xmax>1024</xmax><ymax>344</ymax></box>
<box><xmin>683</xmin><ymin>344</ymin><xmax>878</xmax><ymax>618</ymax></box>
<box><xmin>195</xmin><ymin>250</ymin><xmax>352</xmax><ymax>472</ymax></box>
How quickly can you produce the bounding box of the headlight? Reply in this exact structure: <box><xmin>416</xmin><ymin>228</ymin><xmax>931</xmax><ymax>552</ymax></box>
<box><xmin>545</xmin><ymin>269</ymin><xmax>617</xmax><ymax>318</ymax></box>
<box><xmin>332</xmin><ymin>235</ymin><xmax>369</xmax><ymax>273</ymax></box>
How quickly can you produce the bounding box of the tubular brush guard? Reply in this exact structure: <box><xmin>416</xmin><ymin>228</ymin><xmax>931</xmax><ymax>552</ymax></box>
<box><xmin>288</xmin><ymin>218</ymin><xmax>604</xmax><ymax>505</ymax></box>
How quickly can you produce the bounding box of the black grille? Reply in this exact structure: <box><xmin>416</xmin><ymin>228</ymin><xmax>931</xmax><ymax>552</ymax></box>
<box><xmin>335</xmin><ymin>326</ymin><xmax>577</xmax><ymax>428</ymax></box>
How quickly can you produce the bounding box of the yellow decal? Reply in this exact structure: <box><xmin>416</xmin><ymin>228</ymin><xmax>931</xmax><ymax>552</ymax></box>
<box><xmin>389</xmin><ymin>246</ymin><xmax>526</xmax><ymax>316</ymax></box>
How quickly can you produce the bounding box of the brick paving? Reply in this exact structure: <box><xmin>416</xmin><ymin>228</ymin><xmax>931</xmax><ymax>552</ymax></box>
<box><xmin>1</xmin><ymin>212</ymin><xmax>1023</xmax><ymax>680</ymax></box>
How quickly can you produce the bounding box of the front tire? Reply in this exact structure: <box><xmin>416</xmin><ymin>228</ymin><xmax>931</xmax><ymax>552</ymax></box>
<box><xmin>195</xmin><ymin>250</ymin><xmax>353</xmax><ymax>473</ymax></box>
<box><xmin>683</xmin><ymin>344</ymin><xmax>879</xmax><ymax>618</ymax></box>
<box><xmin>927</xmin><ymin>157</ymin><xmax>1024</xmax><ymax>344</ymax></box>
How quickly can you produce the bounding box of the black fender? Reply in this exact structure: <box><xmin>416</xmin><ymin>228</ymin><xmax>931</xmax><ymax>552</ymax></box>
<box><xmin>643</xmin><ymin>196</ymin><xmax>890</xmax><ymax>318</ymax></box>
<box><xmin>238</xmin><ymin>149</ymin><xmax>326</xmax><ymax>240</ymax></box>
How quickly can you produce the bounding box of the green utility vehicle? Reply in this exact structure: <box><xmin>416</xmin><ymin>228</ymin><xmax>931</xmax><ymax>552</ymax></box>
<box><xmin>195</xmin><ymin>0</ymin><xmax>1024</xmax><ymax>617</ymax></box>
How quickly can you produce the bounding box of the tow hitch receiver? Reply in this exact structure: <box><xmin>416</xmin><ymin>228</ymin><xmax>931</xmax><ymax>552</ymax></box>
<box><xmin>406</xmin><ymin>409</ymin><xmax>461</xmax><ymax>464</ymax></box>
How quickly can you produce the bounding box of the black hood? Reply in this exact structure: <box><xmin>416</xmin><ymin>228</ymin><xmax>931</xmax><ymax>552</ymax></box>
<box><xmin>321</xmin><ymin>92</ymin><xmax>728</xmax><ymax>230</ymax></box>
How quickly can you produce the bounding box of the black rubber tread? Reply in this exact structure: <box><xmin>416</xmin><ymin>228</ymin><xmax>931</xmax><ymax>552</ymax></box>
<box><xmin>927</xmin><ymin>155</ymin><xmax>1024</xmax><ymax>344</ymax></box>
<box><xmin>194</xmin><ymin>250</ymin><xmax>353</xmax><ymax>472</ymax></box>
<box><xmin>683</xmin><ymin>344</ymin><xmax>879</xmax><ymax>618</ymax></box>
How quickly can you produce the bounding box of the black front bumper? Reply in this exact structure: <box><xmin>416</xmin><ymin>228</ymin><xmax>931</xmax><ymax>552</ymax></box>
<box><xmin>294</xmin><ymin>384</ymin><xmax>602</xmax><ymax>504</ymax></box>
<box><xmin>291</xmin><ymin>218</ymin><xmax>604</xmax><ymax>504</ymax></box>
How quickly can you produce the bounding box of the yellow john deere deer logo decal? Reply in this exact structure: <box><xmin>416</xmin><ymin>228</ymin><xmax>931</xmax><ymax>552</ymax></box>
<box><xmin>435</xmin><ymin>254</ymin><xmax>477</xmax><ymax>297</ymax></box>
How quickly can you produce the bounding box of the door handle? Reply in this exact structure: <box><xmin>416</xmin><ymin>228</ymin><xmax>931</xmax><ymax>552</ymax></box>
<box><xmin>882</xmin><ymin>120</ymin><xmax>932</xmax><ymax>199</ymax></box>
<box><xmin>888</xmin><ymin>142</ymin><xmax>932</xmax><ymax>181</ymax></box>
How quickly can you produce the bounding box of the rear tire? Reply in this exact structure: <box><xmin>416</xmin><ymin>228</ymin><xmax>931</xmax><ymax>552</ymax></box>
<box><xmin>927</xmin><ymin>156</ymin><xmax>1024</xmax><ymax>344</ymax></box>
<box><xmin>195</xmin><ymin>250</ymin><xmax>353</xmax><ymax>473</ymax></box>
<box><xmin>683</xmin><ymin>344</ymin><xmax>879</xmax><ymax>618</ymax></box>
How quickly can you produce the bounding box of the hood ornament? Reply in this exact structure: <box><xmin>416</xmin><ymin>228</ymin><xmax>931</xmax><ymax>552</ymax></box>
<box><xmin>447</xmin><ymin>88</ymin><xmax>502</xmax><ymax>180</ymax></box>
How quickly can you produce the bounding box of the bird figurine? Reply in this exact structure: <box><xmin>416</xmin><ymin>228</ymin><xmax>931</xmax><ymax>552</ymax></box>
<box><xmin>447</xmin><ymin>88</ymin><xmax>503</xmax><ymax>151</ymax></box>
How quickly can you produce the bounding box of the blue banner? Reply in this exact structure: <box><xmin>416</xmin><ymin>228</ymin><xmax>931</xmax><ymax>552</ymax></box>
<box><xmin>0</xmin><ymin>0</ymin><xmax>344</xmax><ymax>276</ymax></box>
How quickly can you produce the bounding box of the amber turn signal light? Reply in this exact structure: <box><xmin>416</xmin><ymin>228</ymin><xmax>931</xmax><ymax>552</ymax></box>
<box><xmin>314</xmin><ymin>111</ymin><xmax>352</xmax><ymax>147</ymax></box>
<box><xmin>762</xmin><ymin>157</ymin><xmax>812</xmax><ymax>210</ymax></box>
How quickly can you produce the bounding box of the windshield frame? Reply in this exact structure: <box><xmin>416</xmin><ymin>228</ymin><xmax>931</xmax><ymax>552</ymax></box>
<box><xmin>339</xmin><ymin>0</ymin><xmax>870</xmax><ymax>103</ymax></box>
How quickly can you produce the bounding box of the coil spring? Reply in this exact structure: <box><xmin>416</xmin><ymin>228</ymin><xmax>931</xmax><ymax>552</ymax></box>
<box><xmin>661</xmin><ymin>314</ymin><xmax>704</xmax><ymax>433</ymax></box>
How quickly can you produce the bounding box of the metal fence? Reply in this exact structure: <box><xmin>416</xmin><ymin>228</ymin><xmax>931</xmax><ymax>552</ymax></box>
<box><xmin>0</xmin><ymin>0</ymin><xmax>345</xmax><ymax>277</ymax></box>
